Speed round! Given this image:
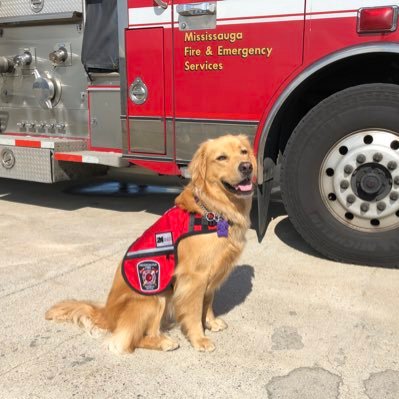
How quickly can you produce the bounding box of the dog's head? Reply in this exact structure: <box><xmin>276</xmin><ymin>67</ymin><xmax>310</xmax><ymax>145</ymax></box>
<box><xmin>189</xmin><ymin>134</ymin><xmax>256</xmax><ymax>199</ymax></box>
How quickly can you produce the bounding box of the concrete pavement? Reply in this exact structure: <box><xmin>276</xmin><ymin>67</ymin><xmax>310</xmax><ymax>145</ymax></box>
<box><xmin>0</xmin><ymin>177</ymin><xmax>398</xmax><ymax>399</ymax></box>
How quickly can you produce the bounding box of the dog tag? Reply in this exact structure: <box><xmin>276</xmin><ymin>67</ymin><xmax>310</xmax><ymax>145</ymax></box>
<box><xmin>217</xmin><ymin>219</ymin><xmax>229</xmax><ymax>238</ymax></box>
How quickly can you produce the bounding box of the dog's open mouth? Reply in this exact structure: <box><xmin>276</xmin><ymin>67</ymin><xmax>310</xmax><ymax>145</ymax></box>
<box><xmin>222</xmin><ymin>178</ymin><xmax>254</xmax><ymax>196</ymax></box>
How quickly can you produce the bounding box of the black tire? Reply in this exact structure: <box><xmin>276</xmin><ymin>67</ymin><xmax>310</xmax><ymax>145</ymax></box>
<box><xmin>281</xmin><ymin>83</ymin><xmax>399</xmax><ymax>267</ymax></box>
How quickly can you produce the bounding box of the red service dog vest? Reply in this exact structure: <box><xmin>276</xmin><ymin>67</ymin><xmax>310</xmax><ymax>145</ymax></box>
<box><xmin>122</xmin><ymin>206</ymin><xmax>218</xmax><ymax>295</ymax></box>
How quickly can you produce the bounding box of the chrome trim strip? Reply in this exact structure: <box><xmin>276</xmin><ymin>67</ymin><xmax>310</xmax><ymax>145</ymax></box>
<box><xmin>124</xmin><ymin>155</ymin><xmax>174</xmax><ymax>162</ymax></box>
<box><xmin>87</xmin><ymin>87</ymin><xmax>121</xmax><ymax>92</ymax></box>
<box><xmin>89</xmin><ymin>72</ymin><xmax>120</xmax><ymax>78</ymax></box>
<box><xmin>128</xmin><ymin>116</ymin><xmax>165</xmax><ymax>121</ymax></box>
<box><xmin>175</xmin><ymin>118</ymin><xmax>258</xmax><ymax>125</ymax></box>
<box><xmin>128</xmin><ymin>117</ymin><xmax>259</xmax><ymax>125</ymax></box>
<box><xmin>257</xmin><ymin>42</ymin><xmax>399</xmax><ymax>184</ymax></box>
<box><xmin>117</xmin><ymin>0</ymin><xmax>129</xmax><ymax>153</ymax></box>
<box><xmin>83</xmin><ymin>0</ymin><xmax>87</xmax><ymax>24</ymax></box>
<box><xmin>0</xmin><ymin>12</ymin><xmax>82</xmax><ymax>25</ymax></box>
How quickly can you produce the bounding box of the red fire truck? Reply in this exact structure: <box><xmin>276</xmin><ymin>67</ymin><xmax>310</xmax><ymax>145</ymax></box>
<box><xmin>1</xmin><ymin>0</ymin><xmax>399</xmax><ymax>266</ymax></box>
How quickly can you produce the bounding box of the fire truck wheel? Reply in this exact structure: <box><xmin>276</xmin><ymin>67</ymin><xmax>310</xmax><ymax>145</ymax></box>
<box><xmin>281</xmin><ymin>83</ymin><xmax>399</xmax><ymax>267</ymax></box>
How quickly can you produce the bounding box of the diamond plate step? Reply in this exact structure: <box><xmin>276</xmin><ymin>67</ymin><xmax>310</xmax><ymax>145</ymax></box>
<box><xmin>54</xmin><ymin>151</ymin><xmax>129</xmax><ymax>168</ymax></box>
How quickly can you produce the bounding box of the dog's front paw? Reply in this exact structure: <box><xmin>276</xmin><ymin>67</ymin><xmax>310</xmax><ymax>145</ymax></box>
<box><xmin>88</xmin><ymin>326</ymin><xmax>108</xmax><ymax>339</ymax></box>
<box><xmin>205</xmin><ymin>317</ymin><xmax>228</xmax><ymax>332</ymax></box>
<box><xmin>192</xmin><ymin>337</ymin><xmax>216</xmax><ymax>352</ymax></box>
<box><xmin>160</xmin><ymin>337</ymin><xmax>180</xmax><ymax>352</ymax></box>
<box><xmin>105</xmin><ymin>338</ymin><xmax>129</xmax><ymax>355</ymax></box>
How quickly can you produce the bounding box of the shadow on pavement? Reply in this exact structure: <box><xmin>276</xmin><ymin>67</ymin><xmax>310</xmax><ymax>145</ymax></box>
<box><xmin>213</xmin><ymin>264</ymin><xmax>255</xmax><ymax>317</ymax></box>
<box><xmin>274</xmin><ymin>217</ymin><xmax>324</xmax><ymax>260</ymax></box>
<box><xmin>0</xmin><ymin>177</ymin><xmax>182</xmax><ymax>215</ymax></box>
<box><xmin>0</xmin><ymin>177</ymin><xmax>289</xmax><ymax>229</ymax></box>
<box><xmin>0</xmin><ymin>177</ymin><xmax>319</xmax><ymax>261</ymax></box>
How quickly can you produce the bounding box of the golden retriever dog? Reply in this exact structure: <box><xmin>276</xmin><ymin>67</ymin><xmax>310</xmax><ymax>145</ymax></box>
<box><xmin>45</xmin><ymin>134</ymin><xmax>256</xmax><ymax>353</ymax></box>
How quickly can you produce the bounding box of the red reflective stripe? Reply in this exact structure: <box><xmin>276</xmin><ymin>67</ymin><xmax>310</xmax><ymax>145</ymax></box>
<box><xmin>54</xmin><ymin>153</ymin><xmax>83</xmax><ymax>163</ymax></box>
<box><xmin>15</xmin><ymin>140</ymin><xmax>41</xmax><ymax>148</ymax></box>
<box><xmin>128</xmin><ymin>159</ymin><xmax>181</xmax><ymax>175</ymax></box>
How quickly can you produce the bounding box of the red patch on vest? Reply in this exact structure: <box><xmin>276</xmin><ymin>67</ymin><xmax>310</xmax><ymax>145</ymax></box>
<box><xmin>122</xmin><ymin>206</ymin><xmax>217</xmax><ymax>295</ymax></box>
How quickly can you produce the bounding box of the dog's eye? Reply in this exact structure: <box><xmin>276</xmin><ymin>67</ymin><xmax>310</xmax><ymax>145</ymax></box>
<box><xmin>241</xmin><ymin>149</ymin><xmax>248</xmax><ymax>155</ymax></box>
<box><xmin>216</xmin><ymin>155</ymin><xmax>228</xmax><ymax>161</ymax></box>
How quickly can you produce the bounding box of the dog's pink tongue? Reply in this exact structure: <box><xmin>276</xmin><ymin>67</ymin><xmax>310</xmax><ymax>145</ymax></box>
<box><xmin>236</xmin><ymin>182</ymin><xmax>253</xmax><ymax>192</ymax></box>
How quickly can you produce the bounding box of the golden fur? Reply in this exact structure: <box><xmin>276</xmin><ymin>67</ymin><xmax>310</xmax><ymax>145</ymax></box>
<box><xmin>45</xmin><ymin>134</ymin><xmax>256</xmax><ymax>353</ymax></box>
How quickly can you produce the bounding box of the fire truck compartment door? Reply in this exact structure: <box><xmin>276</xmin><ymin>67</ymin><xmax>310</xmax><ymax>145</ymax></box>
<box><xmin>173</xmin><ymin>0</ymin><xmax>305</xmax><ymax>161</ymax></box>
<box><xmin>126</xmin><ymin>28</ymin><xmax>166</xmax><ymax>154</ymax></box>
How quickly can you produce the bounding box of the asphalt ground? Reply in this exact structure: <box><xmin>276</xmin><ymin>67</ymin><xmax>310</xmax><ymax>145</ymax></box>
<box><xmin>0</xmin><ymin>177</ymin><xmax>398</xmax><ymax>399</ymax></box>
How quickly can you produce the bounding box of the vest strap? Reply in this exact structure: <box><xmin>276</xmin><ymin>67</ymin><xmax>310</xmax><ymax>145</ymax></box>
<box><xmin>188</xmin><ymin>213</ymin><xmax>218</xmax><ymax>233</ymax></box>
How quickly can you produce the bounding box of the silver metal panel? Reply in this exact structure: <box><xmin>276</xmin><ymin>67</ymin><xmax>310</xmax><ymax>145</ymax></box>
<box><xmin>129</xmin><ymin>118</ymin><xmax>166</xmax><ymax>154</ymax></box>
<box><xmin>89</xmin><ymin>90</ymin><xmax>122</xmax><ymax>150</ymax></box>
<box><xmin>0</xmin><ymin>0</ymin><xmax>83</xmax><ymax>20</ymax></box>
<box><xmin>127</xmin><ymin>118</ymin><xmax>172</xmax><ymax>159</ymax></box>
<box><xmin>0</xmin><ymin>145</ymin><xmax>52</xmax><ymax>182</ymax></box>
<box><xmin>166</xmin><ymin>119</ymin><xmax>174</xmax><ymax>158</ymax></box>
<box><xmin>0</xmin><ymin>140</ymin><xmax>104</xmax><ymax>183</ymax></box>
<box><xmin>90</xmin><ymin>73</ymin><xmax>120</xmax><ymax>87</ymax></box>
<box><xmin>0</xmin><ymin>12</ymin><xmax>81</xmax><ymax>25</ymax></box>
<box><xmin>175</xmin><ymin>120</ymin><xmax>258</xmax><ymax>161</ymax></box>
<box><xmin>0</xmin><ymin>23</ymin><xmax>88</xmax><ymax>138</ymax></box>
<box><xmin>1</xmin><ymin>108</ymin><xmax>88</xmax><ymax>138</ymax></box>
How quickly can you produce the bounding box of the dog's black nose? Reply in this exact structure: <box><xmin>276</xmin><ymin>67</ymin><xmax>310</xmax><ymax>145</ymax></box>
<box><xmin>239</xmin><ymin>162</ymin><xmax>253</xmax><ymax>176</ymax></box>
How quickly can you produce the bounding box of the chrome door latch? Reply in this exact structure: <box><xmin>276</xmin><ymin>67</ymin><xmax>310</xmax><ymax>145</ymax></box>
<box><xmin>177</xmin><ymin>2</ymin><xmax>217</xmax><ymax>31</ymax></box>
<box><xmin>129</xmin><ymin>77</ymin><xmax>148</xmax><ymax>105</ymax></box>
<box><xmin>177</xmin><ymin>2</ymin><xmax>216</xmax><ymax>16</ymax></box>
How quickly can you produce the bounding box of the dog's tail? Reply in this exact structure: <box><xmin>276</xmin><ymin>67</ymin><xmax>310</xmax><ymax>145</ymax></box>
<box><xmin>45</xmin><ymin>300</ymin><xmax>109</xmax><ymax>332</ymax></box>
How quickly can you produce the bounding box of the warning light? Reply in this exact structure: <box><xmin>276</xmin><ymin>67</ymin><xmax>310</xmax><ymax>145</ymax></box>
<box><xmin>357</xmin><ymin>6</ymin><xmax>398</xmax><ymax>33</ymax></box>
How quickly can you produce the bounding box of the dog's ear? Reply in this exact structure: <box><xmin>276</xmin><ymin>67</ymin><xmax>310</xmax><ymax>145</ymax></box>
<box><xmin>189</xmin><ymin>141</ymin><xmax>208</xmax><ymax>186</ymax></box>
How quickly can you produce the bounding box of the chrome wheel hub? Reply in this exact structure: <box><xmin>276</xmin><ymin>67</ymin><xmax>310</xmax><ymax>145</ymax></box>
<box><xmin>320</xmin><ymin>130</ymin><xmax>399</xmax><ymax>231</ymax></box>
